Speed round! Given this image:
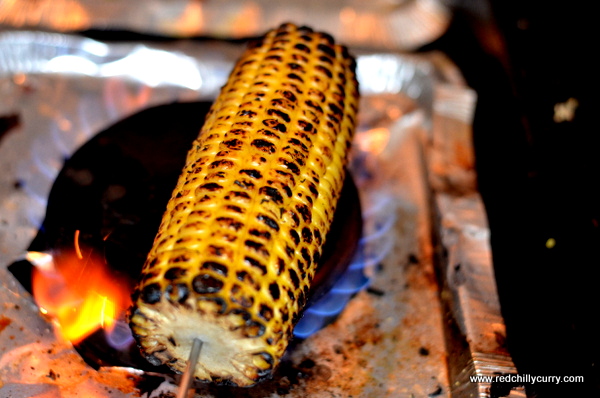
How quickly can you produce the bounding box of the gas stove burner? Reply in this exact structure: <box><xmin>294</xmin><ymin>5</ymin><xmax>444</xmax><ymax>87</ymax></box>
<box><xmin>9</xmin><ymin>101</ymin><xmax>368</xmax><ymax>371</ymax></box>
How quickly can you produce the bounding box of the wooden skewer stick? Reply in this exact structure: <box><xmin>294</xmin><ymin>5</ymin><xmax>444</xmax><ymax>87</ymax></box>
<box><xmin>176</xmin><ymin>338</ymin><xmax>203</xmax><ymax>398</ymax></box>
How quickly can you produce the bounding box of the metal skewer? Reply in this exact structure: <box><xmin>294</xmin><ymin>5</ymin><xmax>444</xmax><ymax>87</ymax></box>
<box><xmin>176</xmin><ymin>338</ymin><xmax>203</xmax><ymax>398</ymax></box>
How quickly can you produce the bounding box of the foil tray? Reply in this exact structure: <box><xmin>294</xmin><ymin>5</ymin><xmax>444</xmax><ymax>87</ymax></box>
<box><xmin>0</xmin><ymin>30</ymin><xmax>515</xmax><ymax>397</ymax></box>
<box><xmin>0</xmin><ymin>0</ymin><xmax>450</xmax><ymax>52</ymax></box>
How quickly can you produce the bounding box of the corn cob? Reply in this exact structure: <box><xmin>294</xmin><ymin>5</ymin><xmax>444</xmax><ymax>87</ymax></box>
<box><xmin>129</xmin><ymin>23</ymin><xmax>359</xmax><ymax>387</ymax></box>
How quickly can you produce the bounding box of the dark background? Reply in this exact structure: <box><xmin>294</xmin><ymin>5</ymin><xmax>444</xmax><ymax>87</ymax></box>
<box><xmin>421</xmin><ymin>1</ymin><xmax>599</xmax><ymax>396</ymax></box>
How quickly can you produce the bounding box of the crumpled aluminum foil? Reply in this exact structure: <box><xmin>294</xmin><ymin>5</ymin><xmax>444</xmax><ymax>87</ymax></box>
<box><xmin>0</xmin><ymin>0</ymin><xmax>450</xmax><ymax>51</ymax></box>
<box><xmin>0</xmin><ymin>29</ymin><xmax>513</xmax><ymax>398</ymax></box>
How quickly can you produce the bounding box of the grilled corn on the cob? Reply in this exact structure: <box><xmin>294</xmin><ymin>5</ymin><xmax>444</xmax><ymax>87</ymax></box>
<box><xmin>129</xmin><ymin>23</ymin><xmax>359</xmax><ymax>386</ymax></box>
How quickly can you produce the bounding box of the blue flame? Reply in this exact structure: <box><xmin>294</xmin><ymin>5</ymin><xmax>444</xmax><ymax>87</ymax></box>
<box><xmin>294</xmin><ymin>189</ymin><xmax>396</xmax><ymax>339</ymax></box>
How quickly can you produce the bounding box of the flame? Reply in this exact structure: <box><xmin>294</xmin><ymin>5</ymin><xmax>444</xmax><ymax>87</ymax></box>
<box><xmin>29</xmin><ymin>231</ymin><xmax>132</xmax><ymax>344</ymax></box>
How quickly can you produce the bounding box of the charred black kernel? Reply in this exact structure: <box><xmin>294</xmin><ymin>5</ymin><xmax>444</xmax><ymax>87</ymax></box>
<box><xmin>231</xmin><ymin>190</ymin><xmax>251</xmax><ymax>199</ymax></box>
<box><xmin>315</xmin><ymin>65</ymin><xmax>333</xmax><ymax>78</ymax></box>
<box><xmin>257</xmin><ymin>214</ymin><xmax>279</xmax><ymax>231</ymax></box>
<box><xmin>225</xmin><ymin>204</ymin><xmax>244</xmax><ymax>214</ymax></box>
<box><xmin>318</xmin><ymin>30</ymin><xmax>335</xmax><ymax>44</ymax></box>
<box><xmin>244</xmin><ymin>256</ymin><xmax>267</xmax><ymax>275</ymax></box>
<box><xmin>240</xmin><ymin>169</ymin><xmax>262</xmax><ymax>179</ymax></box>
<box><xmin>205</xmin><ymin>171</ymin><xmax>226</xmax><ymax>180</ymax></box>
<box><xmin>294</xmin><ymin>43</ymin><xmax>310</xmax><ymax>53</ymax></box>
<box><xmin>288</xmin><ymin>210</ymin><xmax>300</xmax><ymax>227</ymax></box>
<box><xmin>297</xmin><ymin>120</ymin><xmax>314</xmax><ymax>133</ymax></box>
<box><xmin>245</xmin><ymin>240</ymin><xmax>268</xmax><ymax>257</ymax></box>
<box><xmin>164</xmin><ymin>267</ymin><xmax>186</xmax><ymax>280</ymax></box>
<box><xmin>208</xmin><ymin>245</ymin><xmax>227</xmax><ymax>257</ymax></box>
<box><xmin>237</xmin><ymin>109</ymin><xmax>256</xmax><ymax>118</ymax></box>
<box><xmin>147</xmin><ymin>257</ymin><xmax>159</xmax><ymax>269</ymax></box>
<box><xmin>281</xmin><ymin>159</ymin><xmax>300</xmax><ymax>175</ymax></box>
<box><xmin>285</xmin><ymin>245</ymin><xmax>295</xmax><ymax>258</ymax></box>
<box><xmin>308</xmin><ymin>88</ymin><xmax>325</xmax><ymax>103</ymax></box>
<box><xmin>287</xmin><ymin>62</ymin><xmax>303</xmax><ymax>71</ymax></box>
<box><xmin>232</xmin><ymin>121</ymin><xmax>253</xmax><ymax>128</ymax></box>
<box><xmin>287</xmin><ymin>73</ymin><xmax>304</xmax><ymax>83</ymax></box>
<box><xmin>271</xmin><ymin>98</ymin><xmax>295</xmax><ymax>110</ymax></box>
<box><xmin>236</xmin><ymin>270</ymin><xmax>255</xmax><ymax>284</ymax></box>
<box><xmin>199</xmin><ymin>182</ymin><xmax>223</xmax><ymax>192</ymax></box>
<box><xmin>314</xmin><ymin>229</ymin><xmax>322</xmax><ymax>245</ymax></box>
<box><xmin>301</xmin><ymin>247</ymin><xmax>311</xmax><ymax>264</ymax></box>
<box><xmin>229</xmin><ymin>128</ymin><xmax>248</xmax><ymax>137</ymax></box>
<box><xmin>251</xmin><ymin>139</ymin><xmax>277</xmax><ymax>154</ymax></box>
<box><xmin>141</xmin><ymin>271</ymin><xmax>159</xmax><ymax>284</ymax></box>
<box><xmin>141</xmin><ymin>283</ymin><xmax>162</xmax><ymax>304</ymax></box>
<box><xmin>259</xmin><ymin>305</ymin><xmax>274</xmax><ymax>321</ymax></box>
<box><xmin>288</xmin><ymin>138</ymin><xmax>308</xmax><ymax>151</ymax></box>
<box><xmin>166</xmin><ymin>283</ymin><xmax>189</xmax><ymax>304</ymax></box>
<box><xmin>281</xmin><ymin>311</ymin><xmax>289</xmax><ymax>322</ymax></box>
<box><xmin>282</xmin><ymin>82</ymin><xmax>304</xmax><ymax>95</ymax></box>
<box><xmin>302</xmin><ymin>227</ymin><xmax>313</xmax><ymax>243</ymax></box>
<box><xmin>244</xmin><ymin>321</ymin><xmax>265</xmax><ymax>337</ymax></box>
<box><xmin>259</xmin><ymin>186</ymin><xmax>283</xmax><ymax>204</ymax></box>
<box><xmin>258</xmin><ymin>128</ymin><xmax>280</xmax><ymax>139</ymax></box>
<box><xmin>300</xmin><ymin>34</ymin><xmax>314</xmax><ymax>42</ymax></box>
<box><xmin>201</xmin><ymin>261</ymin><xmax>228</xmax><ymax>276</ymax></box>
<box><xmin>283</xmin><ymin>148</ymin><xmax>306</xmax><ymax>167</ymax></box>
<box><xmin>296</xmin><ymin>204</ymin><xmax>312</xmax><ymax>223</ymax></box>
<box><xmin>319</xmin><ymin>54</ymin><xmax>333</xmax><ymax>64</ymax></box>
<box><xmin>292</xmin><ymin>311</ymin><xmax>302</xmax><ymax>325</ymax></box>
<box><xmin>308</xmin><ymin>182</ymin><xmax>319</xmax><ymax>196</ymax></box>
<box><xmin>223</xmin><ymin>139</ymin><xmax>243</xmax><ymax>150</ymax></box>
<box><xmin>233</xmin><ymin>179</ymin><xmax>254</xmax><ymax>189</ymax></box>
<box><xmin>262</xmin><ymin>119</ymin><xmax>287</xmax><ymax>133</ymax></box>
<box><xmin>193</xmin><ymin>274</ymin><xmax>223</xmax><ymax>294</ymax></box>
<box><xmin>241</xmin><ymin>57</ymin><xmax>258</xmax><ymax>67</ymax></box>
<box><xmin>267</xmin><ymin>108</ymin><xmax>291</xmax><ymax>123</ymax></box>
<box><xmin>283</xmin><ymin>185</ymin><xmax>292</xmax><ymax>198</ymax></box>
<box><xmin>297</xmin><ymin>259</ymin><xmax>306</xmax><ymax>272</ymax></box>
<box><xmin>305</xmin><ymin>100</ymin><xmax>323</xmax><ymax>114</ymax></box>
<box><xmin>291</xmin><ymin>53</ymin><xmax>309</xmax><ymax>64</ymax></box>
<box><xmin>265</xmin><ymin>54</ymin><xmax>282</xmax><ymax>61</ymax></box>
<box><xmin>173</xmin><ymin>203</ymin><xmax>187</xmax><ymax>214</ymax></box>
<box><xmin>289</xmin><ymin>229</ymin><xmax>300</xmax><ymax>245</ymax></box>
<box><xmin>287</xmin><ymin>289</ymin><xmax>296</xmax><ymax>301</ymax></box>
<box><xmin>198</xmin><ymin>195</ymin><xmax>212</xmax><ymax>203</ymax></box>
<box><xmin>172</xmin><ymin>253</ymin><xmax>191</xmax><ymax>263</ymax></box>
<box><xmin>269</xmin><ymin>282</ymin><xmax>280</xmax><ymax>300</ymax></box>
<box><xmin>280</xmin><ymin>90</ymin><xmax>297</xmax><ymax>103</ymax></box>
<box><xmin>249</xmin><ymin>228</ymin><xmax>271</xmax><ymax>240</ymax></box>
<box><xmin>274</xmin><ymin>169</ymin><xmax>295</xmax><ymax>181</ymax></box>
<box><xmin>277</xmin><ymin>258</ymin><xmax>286</xmax><ymax>275</ymax></box>
<box><xmin>209</xmin><ymin>159</ymin><xmax>234</xmax><ymax>169</ymax></box>
<box><xmin>216</xmin><ymin>217</ymin><xmax>243</xmax><ymax>231</ymax></box>
<box><xmin>317</xmin><ymin>43</ymin><xmax>336</xmax><ymax>58</ymax></box>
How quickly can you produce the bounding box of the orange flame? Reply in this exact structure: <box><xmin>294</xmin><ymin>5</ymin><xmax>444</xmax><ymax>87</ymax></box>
<box><xmin>29</xmin><ymin>231</ymin><xmax>132</xmax><ymax>344</ymax></box>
